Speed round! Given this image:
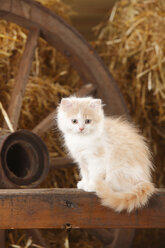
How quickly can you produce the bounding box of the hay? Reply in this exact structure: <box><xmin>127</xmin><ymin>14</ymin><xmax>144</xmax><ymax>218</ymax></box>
<box><xmin>0</xmin><ymin>20</ymin><xmax>26</xmax><ymax>118</ymax></box>
<box><xmin>0</xmin><ymin>3</ymin><xmax>82</xmax><ymax>154</ymax></box>
<box><xmin>0</xmin><ymin>101</ymin><xmax>14</xmax><ymax>131</ymax></box>
<box><xmin>94</xmin><ymin>0</ymin><xmax>165</xmax><ymax>247</ymax></box>
<box><xmin>3</xmin><ymin>0</ymin><xmax>164</xmax><ymax>246</ymax></box>
<box><xmin>94</xmin><ymin>0</ymin><xmax>165</xmax><ymax>187</ymax></box>
<box><xmin>0</xmin><ymin>0</ymin><xmax>102</xmax><ymax>247</ymax></box>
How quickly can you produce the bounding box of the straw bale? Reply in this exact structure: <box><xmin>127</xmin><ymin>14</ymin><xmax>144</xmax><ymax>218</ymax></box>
<box><xmin>94</xmin><ymin>0</ymin><xmax>165</xmax><ymax>188</ymax></box>
<box><xmin>94</xmin><ymin>0</ymin><xmax>165</xmax><ymax>247</ymax></box>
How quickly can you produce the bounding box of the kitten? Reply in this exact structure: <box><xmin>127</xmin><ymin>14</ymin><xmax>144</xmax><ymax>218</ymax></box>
<box><xmin>57</xmin><ymin>96</ymin><xmax>155</xmax><ymax>212</ymax></box>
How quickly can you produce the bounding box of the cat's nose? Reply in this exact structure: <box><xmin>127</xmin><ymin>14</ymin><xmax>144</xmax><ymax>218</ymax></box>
<box><xmin>79</xmin><ymin>127</ymin><xmax>84</xmax><ymax>131</ymax></box>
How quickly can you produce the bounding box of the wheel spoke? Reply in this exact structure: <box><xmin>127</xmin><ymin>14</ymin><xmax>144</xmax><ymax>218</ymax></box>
<box><xmin>32</xmin><ymin>83</ymin><xmax>95</xmax><ymax>136</ymax></box>
<box><xmin>50</xmin><ymin>156</ymin><xmax>75</xmax><ymax>169</ymax></box>
<box><xmin>74</xmin><ymin>83</ymin><xmax>96</xmax><ymax>97</ymax></box>
<box><xmin>4</xmin><ymin>28</ymin><xmax>40</xmax><ymax>131</ymax></box>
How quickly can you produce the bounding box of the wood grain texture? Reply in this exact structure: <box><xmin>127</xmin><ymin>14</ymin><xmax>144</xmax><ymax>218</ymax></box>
<box><xmin>0</xmin><ymin>188</ymin><xmax>163</xmax><ymax>229</ymax></box>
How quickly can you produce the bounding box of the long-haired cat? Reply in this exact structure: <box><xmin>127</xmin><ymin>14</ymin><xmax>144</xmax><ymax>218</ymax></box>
<box><xmin>57</xmin><ymin>96</ymin><xmax>155</xmax><ymax>212</ymax></box>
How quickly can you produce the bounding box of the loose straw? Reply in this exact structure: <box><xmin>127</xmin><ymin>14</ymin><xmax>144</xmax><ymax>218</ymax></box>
<box><xmin>0</xmin><ymin>102</ymin><xmax>14</xmax><ymax>132</ymax></box>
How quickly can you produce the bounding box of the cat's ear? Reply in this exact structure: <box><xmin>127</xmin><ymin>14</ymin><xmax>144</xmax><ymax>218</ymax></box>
<box><xmin>89</xmin><ymin>99</ymin><xmax>102</xmax><ymax>109</ymax></box>
<box><xmin>61</xmin><ymin>98</ymin><xmax>72</xmax><ymax>111</ymax></box>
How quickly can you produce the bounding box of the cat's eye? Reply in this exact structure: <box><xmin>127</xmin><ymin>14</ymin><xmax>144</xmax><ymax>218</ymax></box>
<box><xmin>85</xmin><ymin>119</ymin><xmax>91</xmax><ymax>124</ymax></box>
<box><xmin>71</xmin><ymin>119</ymin><xmax>78</xmax><ymax>124</ymax></box>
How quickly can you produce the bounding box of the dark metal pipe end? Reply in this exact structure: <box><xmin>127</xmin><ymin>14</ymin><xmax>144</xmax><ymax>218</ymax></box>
<box><xmin>0</xmin><ymin>130</ymin><xmax>50</xmax><ymax>188</ymax></box>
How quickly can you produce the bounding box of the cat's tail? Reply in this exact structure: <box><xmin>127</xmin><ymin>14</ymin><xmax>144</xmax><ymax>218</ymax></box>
<box><xmin>95</xmin><ymin>180</ymin><xmax>155</xmax><ymax>212</ymax></box>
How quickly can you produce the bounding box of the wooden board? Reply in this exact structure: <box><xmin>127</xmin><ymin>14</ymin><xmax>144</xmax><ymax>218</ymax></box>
<box><xmin>0</xmin><ymin>188</ymin><xmax>164</xmax><ymax>229</ymax></box>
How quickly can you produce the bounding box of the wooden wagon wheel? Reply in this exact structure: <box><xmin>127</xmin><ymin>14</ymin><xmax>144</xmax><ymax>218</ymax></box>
<box><xmin>0</xmin><ymin>0</ymin><xmax>134</xmax><ymax>247</ymax></box>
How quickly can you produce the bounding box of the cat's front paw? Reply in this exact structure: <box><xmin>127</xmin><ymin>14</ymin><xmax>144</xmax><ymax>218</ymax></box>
<box><xmin>84</xmin><ymin>184</ymin><xmax>95</xmax><ymax>192</ymax></box>
<box><xmin>77</xmin><ymin>181</ymin><xmax>95</xmax><ymax>192</ymax></box>
<box><xmin>77</xmin><ymin>180</ymin><xmax>86</xmax><ymax>190</ymax></box>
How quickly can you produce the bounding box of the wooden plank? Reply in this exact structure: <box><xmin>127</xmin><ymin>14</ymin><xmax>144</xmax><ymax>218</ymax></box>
<box><xmin>32</xmin><ymin>83</ymin><xmax>95</xmax><ymax>136</ymax></box>
<box><xmin>5</xmin><ymin>28</ymin><xmax>39</xmax><ymax>130</ymax></box>
<box><xmin>0</xmin><ymin>188</ymin><xmax>164</xmax><ymax>229</ymax></box>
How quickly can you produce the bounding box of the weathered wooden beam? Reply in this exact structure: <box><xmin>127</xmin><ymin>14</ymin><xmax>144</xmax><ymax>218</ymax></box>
<box><xmin>0</xmin><ymin>188</ymin><xmax>164</xmax><ymax>229</ymax></box>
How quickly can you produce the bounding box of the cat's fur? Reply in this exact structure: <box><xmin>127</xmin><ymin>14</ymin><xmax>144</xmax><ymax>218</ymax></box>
<box><xmin>57</xmin><ymin>96</ymin><xmax>155</xmax><ymax>212</ymax></box>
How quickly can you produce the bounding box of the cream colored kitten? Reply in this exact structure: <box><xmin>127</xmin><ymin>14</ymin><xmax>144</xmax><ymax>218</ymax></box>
<box><xmin>57</xmin><ymin>96</ymin><xmax>155</xmax><ymax>212</ymax></box>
